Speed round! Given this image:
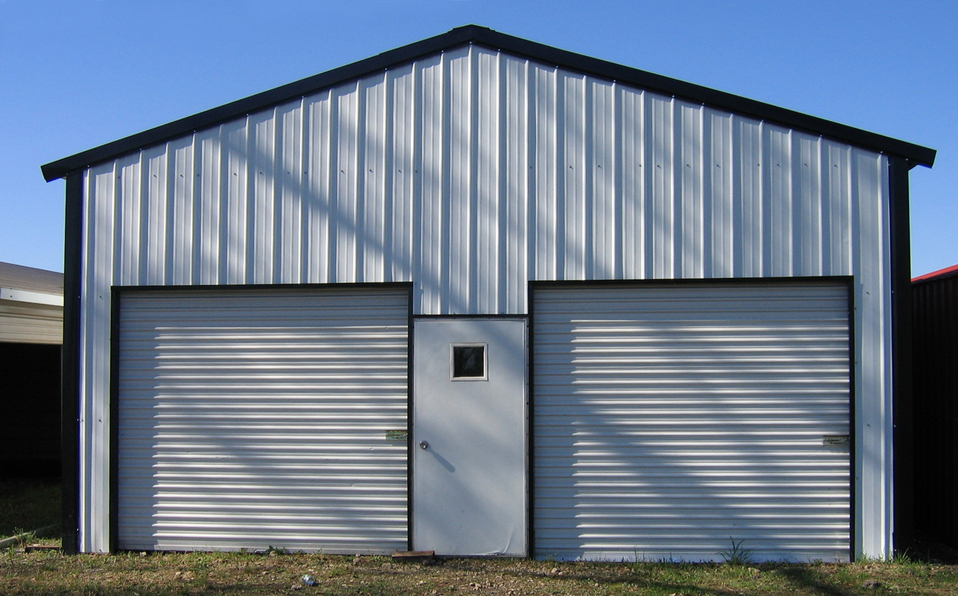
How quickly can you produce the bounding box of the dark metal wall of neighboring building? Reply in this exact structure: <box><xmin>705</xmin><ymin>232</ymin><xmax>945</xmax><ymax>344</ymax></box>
<box><xmin>913</xmin><ymin>268</ymin><xmax>958</xmax><ymax>548</ymax></box>
<box><xmin>0</xmin><ymin>342</ymin><xmax>61</xmax><ymax>477</ymax></box>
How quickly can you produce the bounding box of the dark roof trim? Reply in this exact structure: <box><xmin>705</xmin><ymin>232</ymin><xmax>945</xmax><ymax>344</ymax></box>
<box><xmin>42</xmin><ymin>24</ymin><xmax>936</xmax><ymax>182</ymax></box>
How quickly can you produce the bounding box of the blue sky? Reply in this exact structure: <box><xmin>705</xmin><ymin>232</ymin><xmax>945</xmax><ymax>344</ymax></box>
<box><xmin>1</xmin><ymin>0</ymin><xmax>954</xmax><ymax>276</ymax></box>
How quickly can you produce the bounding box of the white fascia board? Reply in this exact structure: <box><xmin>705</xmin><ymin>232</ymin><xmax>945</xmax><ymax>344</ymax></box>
<box><xmin>0</xmin><ymin>287</ymin><xmax>64</xmax><ymax>306</ymax></box>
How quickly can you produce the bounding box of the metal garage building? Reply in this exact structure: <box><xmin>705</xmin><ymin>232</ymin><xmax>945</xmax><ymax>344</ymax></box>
<box><xmin>42</xmin><ymin>25</ymin><xmax>935</xmax><ymax>561</ymax></box>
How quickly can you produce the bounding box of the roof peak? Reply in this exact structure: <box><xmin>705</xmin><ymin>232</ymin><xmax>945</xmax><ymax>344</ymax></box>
<box><xmin>41</xmin><ymin>25</ymin><xmax>935</xmax><ymax>182</ymax></box>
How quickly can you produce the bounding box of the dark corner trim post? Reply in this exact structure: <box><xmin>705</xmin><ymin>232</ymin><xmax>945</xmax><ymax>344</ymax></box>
<box><xmin>406</xmin><ymin>284</ymin><xmax>415</xmax><ymax>552</ymax></box>
<box><xmin>526</xmin><ymin>284</ymin><xmax>536</xmax><ymax>559</ymax></box>
<box><xmin>61</xmin><ymin>171</ymin><xmax>83</xmax><ymax>554</ymax></box>
<box><xmin>846</xmin><ymin>276</ymin><xmax>857</xmax><ymax>562</ymax></box>
<box><xmin>889</xmin><ymin>157</ymin><xmax>915</xmax><ymax>554</ymax></box>
<box><xmin>109</xmin><ymin>290</ymin><xmax>121</xmax><ymax>553</ymax></box>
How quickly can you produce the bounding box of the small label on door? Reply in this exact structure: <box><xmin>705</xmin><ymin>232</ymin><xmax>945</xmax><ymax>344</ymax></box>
<box><xmin>386</xmin><ymin>430</ymin><xmax>408</xmax><ymax>441</ymax></box>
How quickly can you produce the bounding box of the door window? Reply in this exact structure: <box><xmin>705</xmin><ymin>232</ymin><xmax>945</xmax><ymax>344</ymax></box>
<box><xmin>451</xmin><ymin>344</ymin><xmax>487</xmax><ymax>380</ymax></box>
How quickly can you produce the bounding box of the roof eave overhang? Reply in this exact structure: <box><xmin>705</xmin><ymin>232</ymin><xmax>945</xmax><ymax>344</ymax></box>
<box><xmin>41</xmin><ymin>24</ymin><xmax>936</xmax><ymax>182</ymax></box>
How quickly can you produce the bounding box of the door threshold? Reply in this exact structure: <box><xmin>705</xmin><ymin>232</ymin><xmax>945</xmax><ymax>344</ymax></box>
<box><xmin>392</xmin><ymin>550</ymin><xmax>436</xmax><ymax>561</ymax></box>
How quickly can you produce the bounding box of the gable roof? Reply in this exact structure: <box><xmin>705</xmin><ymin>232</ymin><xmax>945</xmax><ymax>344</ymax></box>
<box><xmin>41</xmin><ymin>24</ymin><xmax>935</xmax><ymax>182</ymax></box>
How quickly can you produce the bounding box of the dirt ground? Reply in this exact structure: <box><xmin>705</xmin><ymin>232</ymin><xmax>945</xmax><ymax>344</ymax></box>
<box><xmin>3</xmin><ymin>548</ymin><xmax>958</xmax><ymax>596</ymax></box>
<box><xmin>4</xmin><ymin>478</ymin><xmax>958</xmax><ymax>595</ymax></box>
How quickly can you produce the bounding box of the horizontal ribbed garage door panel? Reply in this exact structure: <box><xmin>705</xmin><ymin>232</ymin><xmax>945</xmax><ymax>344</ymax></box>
<box><xmin>117</xmin><ymin>287</ymin><xmax>409</xmax><ymax>553</ymax></box>
<box><xmin>533</xmin><ymin>281</ymin><xmax>850</xmax><ymax>562</ymax></box>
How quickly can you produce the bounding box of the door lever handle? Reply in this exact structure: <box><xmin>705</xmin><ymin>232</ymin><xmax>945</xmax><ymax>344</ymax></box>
<box><xmin>419</xmin><ymin>440</ymin><xmax>429</xmax><ymax>450</ymax></box>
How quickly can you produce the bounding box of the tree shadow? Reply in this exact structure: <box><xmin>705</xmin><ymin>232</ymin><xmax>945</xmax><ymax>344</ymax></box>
<box><xmin>774</xmin><ymin>566</ymin><xmax>857</xmax><ymax>596</ymax></box>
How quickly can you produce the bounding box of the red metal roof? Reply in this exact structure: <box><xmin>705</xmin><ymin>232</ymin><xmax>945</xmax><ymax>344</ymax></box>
<box><xmin>912</xmin><ymin>263</ymin><xmax>958</xmax><ymax>283</ymax></box>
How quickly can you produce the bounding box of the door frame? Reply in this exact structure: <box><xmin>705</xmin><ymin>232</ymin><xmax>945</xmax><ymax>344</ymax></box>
<box><xmin>528</xmin><ymin>277</ymin><xmax>855</xmax><ymax>561</ymax></box>
<box><xmin>409</xmin><ymin>315</ymin><xmax>529</xmax><ymax>556</ymax></box>
<box><xmin>110</xmin><ymin>282</ymin><xmax>414</xmax><ymax>554</ymax></box>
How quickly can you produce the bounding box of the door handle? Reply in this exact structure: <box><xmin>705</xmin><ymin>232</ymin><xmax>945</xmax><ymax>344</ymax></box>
<box><xmin>419</xmin><ymin>440</ymin><xmax>429</xmax><ymax>450</ymax></box>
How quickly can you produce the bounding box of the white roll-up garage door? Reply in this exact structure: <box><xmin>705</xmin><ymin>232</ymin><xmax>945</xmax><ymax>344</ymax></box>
<box><xmin>116</xmin><ymin>286</ymin><xmax>409</xmax><ymax>553</ymax></box>
<box><xmin>533</xmin><ymin>281</ymin><xmax>851</xmax><ymax>562</ymax></box>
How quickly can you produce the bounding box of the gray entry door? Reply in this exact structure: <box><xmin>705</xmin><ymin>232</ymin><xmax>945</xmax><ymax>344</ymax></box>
<box><xmin>412</xmin><ymin>318</ymin><xmax>527</xmax><ymax>556</ymax></box>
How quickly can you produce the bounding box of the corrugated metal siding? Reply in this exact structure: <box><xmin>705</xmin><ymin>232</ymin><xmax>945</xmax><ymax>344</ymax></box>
<box><xmin>533</xmin><ymin>282</ymin><xmax>851</xmax><ymax>562</ymax></box>
<box><xmin>80</xmin><ymin>46</ymin><xmax>883</xmax><ymax>307</ymax></box>
<box><xmin>76</xmin><ymin>44</ymin><xmax>895</xmax><ymax>556</ymax></box>
<box><xmin>0</xmin><ymin>263</ymin><xmax>64</xmax><ymax>344</ymax></box>
<box><xmin>0</xmin><ymin>301</ymin><xmax>62</xmax><ymax>344</ymax></box>
<box><xmin>116</xmin><ymin>287</ymin><xmax>409</xmax><ymax>553</ymax></box>
<box><xmin>913</xmin><ymin>271</ymin><xmax>958</xmax><ymax>548</ymax></box>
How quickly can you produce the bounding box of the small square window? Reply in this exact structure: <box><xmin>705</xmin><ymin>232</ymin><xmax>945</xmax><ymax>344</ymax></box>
<box><xmin>452</xmin><ymin>344</ymin><xmax>487</xmax><ymax>380</ymax></box>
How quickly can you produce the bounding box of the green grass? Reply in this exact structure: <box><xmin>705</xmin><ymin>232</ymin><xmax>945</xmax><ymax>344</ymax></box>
<box><xmin>0</xmin><ymin>477</ymin><xmax>60</xmax><ymax>539</ymax></box>
<box><xmin>2</xmin><ymin>478</ymin><xmax>958</xmax><ymax>594</ymax></box>
<box><xmin>2</xmin><ymin>553</ymin><xmax>958</xmax><ymax>596</ymax></box>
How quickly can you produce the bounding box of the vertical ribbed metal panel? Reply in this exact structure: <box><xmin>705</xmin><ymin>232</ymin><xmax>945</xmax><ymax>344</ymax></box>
<box><xmin>116</xmin><ymin>287</ymin><xmax>409</xmax><ymax>553</ymax></box>
<box><xmin>0</xmin><ymin>301</ymin><xmax>61</xmax><ymax>344</ymax></box>
<box><xmin>76</xmin><ymin>45</ymin><xmax>895</xmax><ymax>556</ymax></box>
<box><xmin>78</xmin><ymin>48</ymin><xmax>886</xmax><ymax>309</ymax></box>
<box><xmin>533</xmin><ymin>281</ymin><xmax>851</xmax><ymax>562</ymax></box>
